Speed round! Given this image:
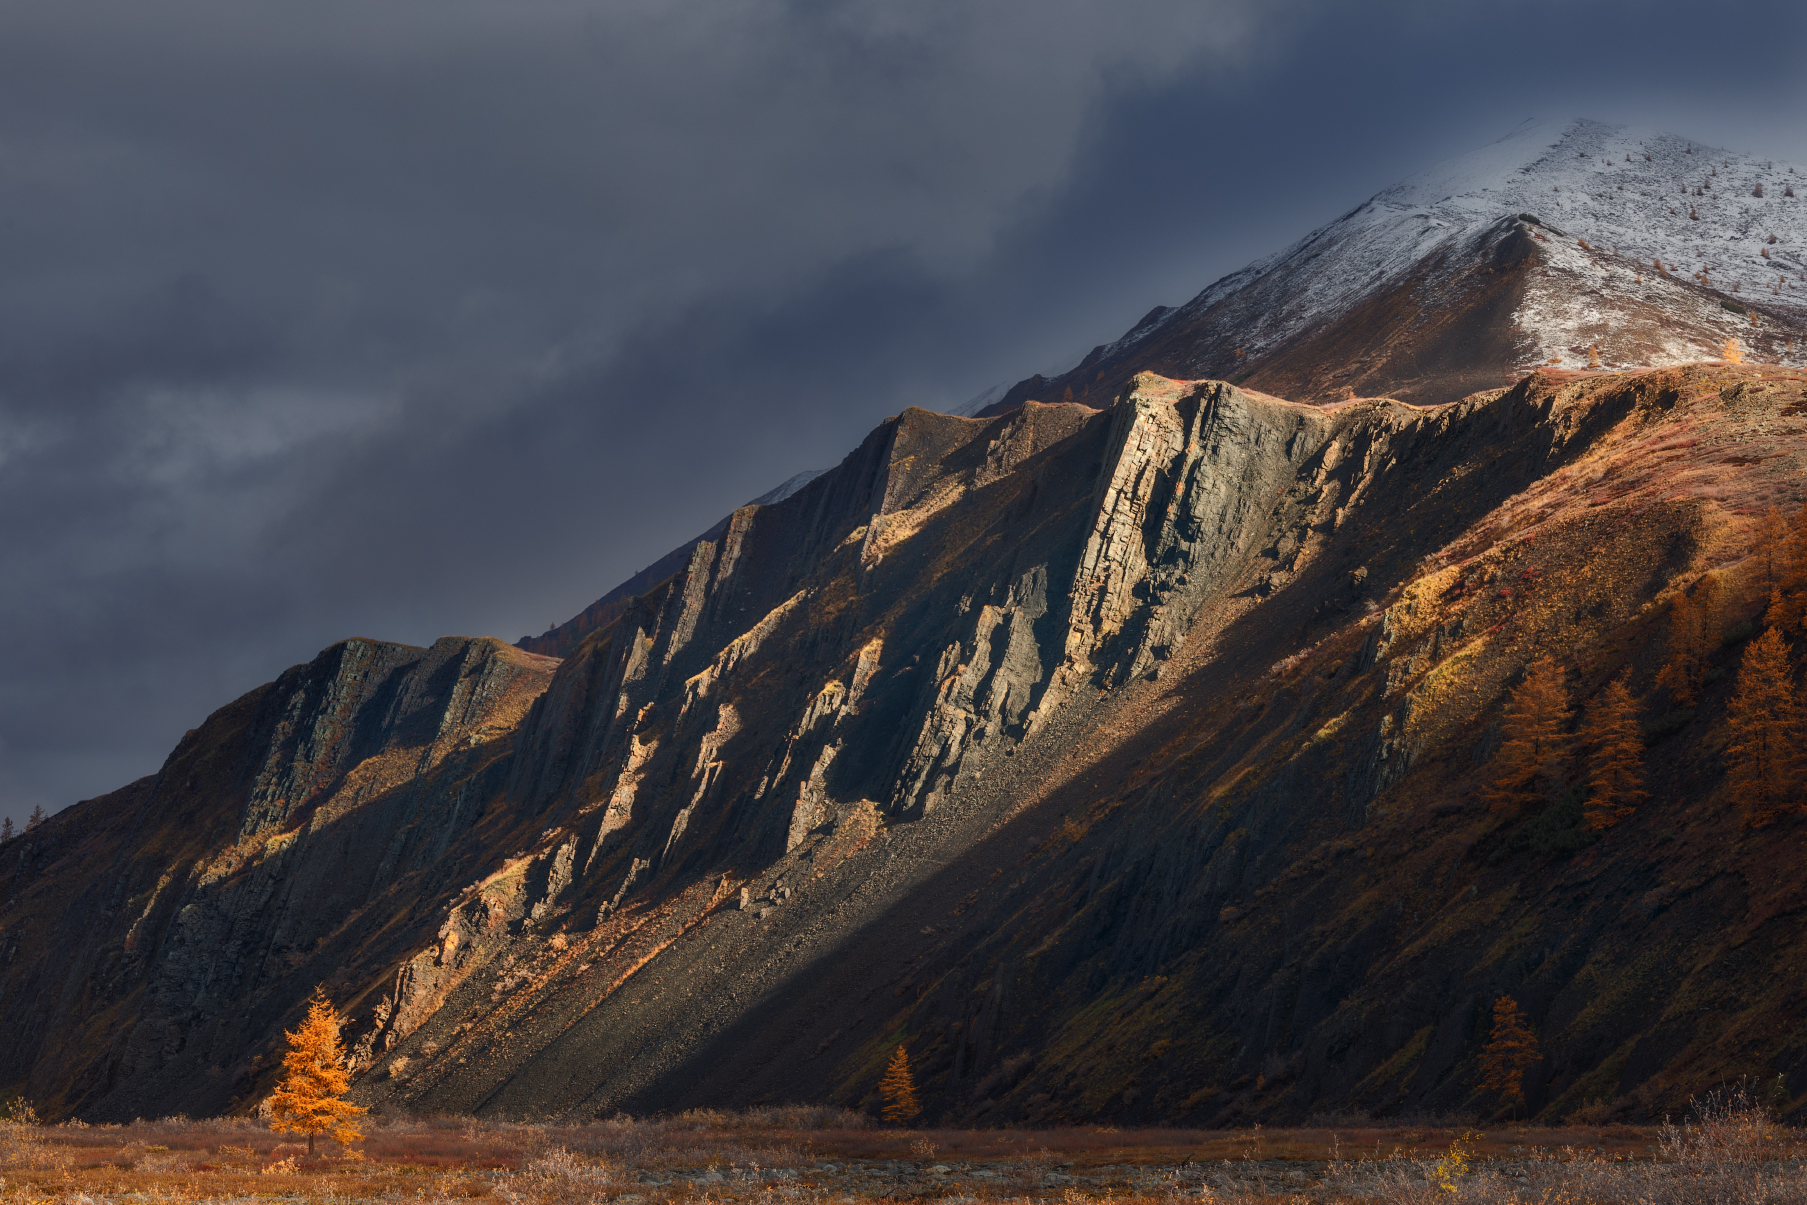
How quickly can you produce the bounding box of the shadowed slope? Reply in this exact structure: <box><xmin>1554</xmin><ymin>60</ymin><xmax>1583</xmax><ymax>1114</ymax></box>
<box><xmin>8</xmin><ymin>363</ymin><xmax>1807</xmax><ymax>1127</ymax></box>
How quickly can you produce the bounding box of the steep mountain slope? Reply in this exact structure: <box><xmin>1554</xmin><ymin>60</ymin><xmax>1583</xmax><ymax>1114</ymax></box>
<box><xmin>521</xmin><ymin>122</ymin><xmax>1807</xmax><ymax>681</ymax></box>
<box><xmin>675</xmin><ymin>364</ymin><xmax>1807</xmax><ymax>1126</ymax></box>
<box><xmin>8</xmin><ymin>359</ymin><xmax>1807</xmax><ymax>1126</ymax></box>
<box><xmin>994</xmin><ymin>119</ymin><xmax>1807</xmax><ymax>412</ymax></box>
<box><xmin>0</xmin><ymin>637</ymin><xmax>558</xmax><ymax>1118</ymax></box>
<box><xmin>8</xmin><ymin>124</ymin><xmax>1807</xmax><ymax>1129</ymax></box>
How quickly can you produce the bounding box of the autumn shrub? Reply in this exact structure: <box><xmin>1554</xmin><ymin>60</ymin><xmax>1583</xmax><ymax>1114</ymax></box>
<box><xmin>494</xmin><ymin>1146</ymin><xmax>617</xmax><ymax>1205</ymax></box>
<box><xmin>1312</xmin><ymin>1101</ymin><xmax>1807</xmax><ymax>1205</ymax></box>
<box><xmin>670</xmin><ymin>1104</ymin><xmax>870</xmax><ymax>1131</ymax></box>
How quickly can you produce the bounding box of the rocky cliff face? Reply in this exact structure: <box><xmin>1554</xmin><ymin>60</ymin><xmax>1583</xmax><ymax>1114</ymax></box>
<box><xmin>10</xmin><ymin>359</ymin><xmax>1807</xmax><ymax>1125</ymax></box>
<box><xmin>0</xmin><ymin>636</ymin><xmax>557</xmax><ymax>1118</ymax></box>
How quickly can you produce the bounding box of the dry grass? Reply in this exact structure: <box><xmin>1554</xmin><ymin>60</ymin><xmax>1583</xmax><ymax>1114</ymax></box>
<box><xmin>2</xmin><ymin>1092</ymin><xmax>1801</xmax><ymax>1204</ymax></box>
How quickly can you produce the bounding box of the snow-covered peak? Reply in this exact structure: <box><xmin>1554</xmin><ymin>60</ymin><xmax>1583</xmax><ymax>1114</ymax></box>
<box><xmin>1092</xmin><ymin>118</ymin><xmax>1806</xmax><ymax>382</ymax></box>
<box><xmin>1376</xmin><ymin>117</ymin><xmax>1806</xmax><ymax>297</ymax></box>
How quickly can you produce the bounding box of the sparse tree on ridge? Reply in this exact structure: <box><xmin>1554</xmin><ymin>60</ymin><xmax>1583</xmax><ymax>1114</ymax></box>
<box><xmin>1478</xmin><ymin>996</ymin><xmax>1542</xmax><ymax>1115</ymax></box>
<box><xmin>1486</xmin><ymin>659</ymin><xmax>1571</xmax><ymax>814</ymax></box>
<box><xmin>1724</xmin><ymin>335</ymin><xmax>1745</xmax><ymax>363</ymax></box>
<box><xmin>269</xmin><ymin>990</ymin><xmax>367</xmax><ymax>1157</ymax></box>
<box><xmin>0</xmin><ymin>817</ymin><xmax>13</xmax><ymax>844</ymax></box>
<box><xmin>1581</xmin><ymin>676</ymin><xmax>1647</xmax><ymax>830</ymax></box>
<box><xmin>1725</xmin><ymin>627</ymin><xmax>1804</xmax><ymax>828</ymax></box>
<box><xmin>878</xmin><ymin>1045</ymin><xmax>921</xmax><ymax>1124</ymax></box>
<box><xmin>25</xmin><ymin>806</ymin><xmax>45</xmax><ymax>832</ymax></box>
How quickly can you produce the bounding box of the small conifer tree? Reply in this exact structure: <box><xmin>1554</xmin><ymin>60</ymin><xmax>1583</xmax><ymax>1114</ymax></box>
<box><xmin>1478</xmin><ymin>996</ymin><xmax>1542</xmax><ymax>1115</ymax></box>
<box><xmin>1756</xmin><ymin>508</ymin><xmax>1791</xmax><ymax>582</ymax></box>
<box><xmin>0</xmin><ymin>816</ymin><xmax>13</xmax><ymax>843</ymax></box>
<box><xmin>269</xmin><ymin>990</ymin><xmax>367</xmax><ymax>1156</ymax></box>
<box><xmin>1725</xmin><ymin>627</ymin><xmax>1805</xmax><ymax>828</ymax></box>
<box><xmin>26</xmin><ymin>806</ymin><xmax>45</xmax><ymax>832</ymax></box>
<box><xmin>1485</xmin><ymin>659</ymin><xmax>1571</xmax><ymax>814</ymax></box>
<box><xmin>1581</xmin><ymin>676</ymin><xmax>1646</xmax><ymax>830</ymax></box>
<box><xmin>1655</xmin><ymin>584</ymin><xmax>1716</xmax><ymax>707</ymax></box>
<box><xmin>1769</xmin><ymin>504</ymin><xmax>1807</xmax><ymax>633</ymax></box>
<box><xmin>1587</xmin><ymin>343</ymin><xmax>1602</xmax><ymax>369</ymax></box>
<box><xmin>878</xmin><ymin>1045</ymin><xmax>921</xmax><ymax>1124</ymax></box>
<box><xmin>1723</xmin><ymin>336</ymin><xmax>1744</xmax><ymax>363</ymax></box>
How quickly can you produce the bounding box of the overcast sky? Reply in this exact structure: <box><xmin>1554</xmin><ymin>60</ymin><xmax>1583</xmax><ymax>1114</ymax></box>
<box><xmin>3</xmin><ymin>0</ymin><xmax>1803</xmax><ymax>827</ymax></box>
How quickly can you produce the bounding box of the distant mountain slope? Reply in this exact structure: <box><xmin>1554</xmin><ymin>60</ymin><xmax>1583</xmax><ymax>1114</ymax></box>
<box><xmin>992</xmin><ymin>119</ymin><xmax>1807</xmax><ymax>413</ymax></box>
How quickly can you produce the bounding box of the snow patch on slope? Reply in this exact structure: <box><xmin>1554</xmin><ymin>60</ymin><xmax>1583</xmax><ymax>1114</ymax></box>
<box><xmin>1046</xmin><ymin>118</ymin><xmax>1807</xmax><ymax>381</ymax></box>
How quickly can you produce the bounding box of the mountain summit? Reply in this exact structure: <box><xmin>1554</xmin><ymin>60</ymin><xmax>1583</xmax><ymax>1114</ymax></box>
<box><xmin>7</xmin><ymin>123</ymin><xmax>1807</xmax><ymax>1128</ymax></box>
<box><xmin>993</xmin><ymin>118</ymin><xmax>1807</xmax><ymax>412</ymax></box>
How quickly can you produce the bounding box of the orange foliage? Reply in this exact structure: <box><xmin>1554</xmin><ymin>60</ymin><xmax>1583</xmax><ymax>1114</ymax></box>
<box><xmin>1724</xmin><ymin>627</ymin><xmax>1805</xmax><ymax>828</ymax></box>
<box><xmin>1768</xmin><ymin>504</ymin><xmax>1807</xmax><ymax>633</ymax></box>
<box><xmin>1484</xmin><ymin>658</ymin><xmax>1570</xmax><ymax>814</ymax></box>
<box><xmin>1478</xmin><ymin>996</ymin><xmax>1542</xmax><ymax>1112</ymax></box>
<box><xmin>1655</xmin><ymin>584</ymin><xmax>1716</xmax><ymax>707</ymax></box>
<box><xmin>1581</xmin><ymin>676</ymin><xmax>1646</xmax><ymax>830</ymax></box>
<box><xmin>878</xmin><ymin>1045</ymin><xmax>921</xmax><ymax>1125</ymax></box>
<box><xmin>269</xmin><ymin>990</ymin><xmax>368</xmax><ymax>1155</ymax></box>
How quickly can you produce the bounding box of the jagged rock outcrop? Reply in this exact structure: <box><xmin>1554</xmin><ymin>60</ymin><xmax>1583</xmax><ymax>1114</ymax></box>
<box><xmin>0</xmin><ymin>636</ymin><xmax>556</xmax><ymax>1117</ymax></box>
<box><xmin>11</xmin><ymin>360</ymin><xmax>1807</xmax><ymax>1127</ymax></box>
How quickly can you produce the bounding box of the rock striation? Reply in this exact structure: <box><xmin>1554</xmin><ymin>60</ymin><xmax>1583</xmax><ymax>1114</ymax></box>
<box><xmin>11</xmin><ymin>120</ymin><xmax>1807</xmax><ymax>1127</ymax></box>
<box><xmin>10</xmin><ymin>359</ymin><xmax>1807</xmax><ymax>1126</ymax></box>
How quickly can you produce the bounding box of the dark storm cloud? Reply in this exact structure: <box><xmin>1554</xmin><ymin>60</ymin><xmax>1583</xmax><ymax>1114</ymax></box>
<box><xmin>3</xmin><ymin>0</ymin><xmax>1803</xmax><ymax>826</ymax></box>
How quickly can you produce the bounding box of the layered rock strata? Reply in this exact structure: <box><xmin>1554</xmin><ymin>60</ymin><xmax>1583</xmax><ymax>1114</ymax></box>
<box><xmin>6</xmin><ymin>362</ymin><xmax>1807</xmax><ymax>1126</ymax></box>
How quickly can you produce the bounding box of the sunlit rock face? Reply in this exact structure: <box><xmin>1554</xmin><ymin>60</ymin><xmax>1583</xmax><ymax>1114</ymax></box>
<box><xmin>9</xmin><ymin>119</ymin><xmax>1807</xmax><ymax>1129</ymax></box>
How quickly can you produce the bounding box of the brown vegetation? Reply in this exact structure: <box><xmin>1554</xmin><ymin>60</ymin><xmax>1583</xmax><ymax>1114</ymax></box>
<box><xmin>880</xmin><ymin>1046</ymin><xmax>922</xmax><ymax>1124</ymax></box>
<box><xmin>1484</xmin><ymin>659</ymin><xmax>1570</xmax><ymax>813</ymax></box>
<box><xmin>1477</xmin><ymin>997</ymin><xmax>1543</xmax><ymax>1114</ymax></box>
<box><xmin>1655</xmin><ymin>582</ymin><xmax>1717</xmax><ymax>706</ymax></box>
<box><xmin>1724</xmin><ymin>627</ymin><xmax>1805</xmax><ymax>827</ymax></box>
<box><xmin>3</xmin><ymin>1100</ymin><xmax>1805</xmax><ymax>1205</ymax></box>
<box><xmin>1580</xmin><ymin>675</ymin><xmax>1646</xmax><ymax>829</ymax></box>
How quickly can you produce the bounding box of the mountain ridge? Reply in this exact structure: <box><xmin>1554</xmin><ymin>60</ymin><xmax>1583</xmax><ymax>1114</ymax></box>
<box><xmin>8</xmin><ymin>122</ymin><xmax>1807</xmax><ymax>1127</ymax></box>
<box><xmin>988</xmin><ymin>119</ymin><xmax>1806</xmax><ymax>414</ymax></box>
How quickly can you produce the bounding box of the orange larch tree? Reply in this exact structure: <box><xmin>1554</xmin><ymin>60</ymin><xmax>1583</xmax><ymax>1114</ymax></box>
<box><xmin>1485</xmin><ymin>658</ymin><xmax>1571</xmax><ymax>814</ymax></box>
<box><xmin>1755</xmin><ymin>507</ymin><xmax>1791</xmax><ymax>583</ymax></box>
<box><xmin>1769</xmin><ymin>504</ymin><xmax>1807</xmax><ymax>634</ymax></box>
<box><xmin>269</xmin><ymin>990</ymin><xmax>367</xmax><ymax>1156</ymax></box>
<box><xmin>1655</xmin><ymin>583</ymin><xmax>1718</xmax><ymax>707</ymax></box>
<box><xmin>878</xmin><ymin>1045</ymin><xmax>921</xmax><ymax>1125</ymax></box>
<box><xmin>1478</xmin><ymin>996</ymin><xmax>1542</xmax><ymax>1115</ymax></box>
<box><xmin>1581</xmin><ymin>675</ymin><xmax>1647</xmax><ymax>830</ymax></box>
<box><xmin>1724</xmin><ymin>627</ymin><xmax>1805</xmax><ymax>827</ymax></box>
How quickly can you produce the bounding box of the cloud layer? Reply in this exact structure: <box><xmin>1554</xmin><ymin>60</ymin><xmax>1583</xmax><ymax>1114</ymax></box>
<box><xmin>3</xmin><ymin>0</ymin><xmax>1804</xmax><ymax>824</ymax></box>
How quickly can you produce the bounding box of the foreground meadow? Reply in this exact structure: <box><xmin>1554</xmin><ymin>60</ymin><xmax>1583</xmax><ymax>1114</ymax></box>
<box><xmin>2</xmin><ymin>1097</ymin><xmax>1802</xmax><ymax>1205</ymax></box>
